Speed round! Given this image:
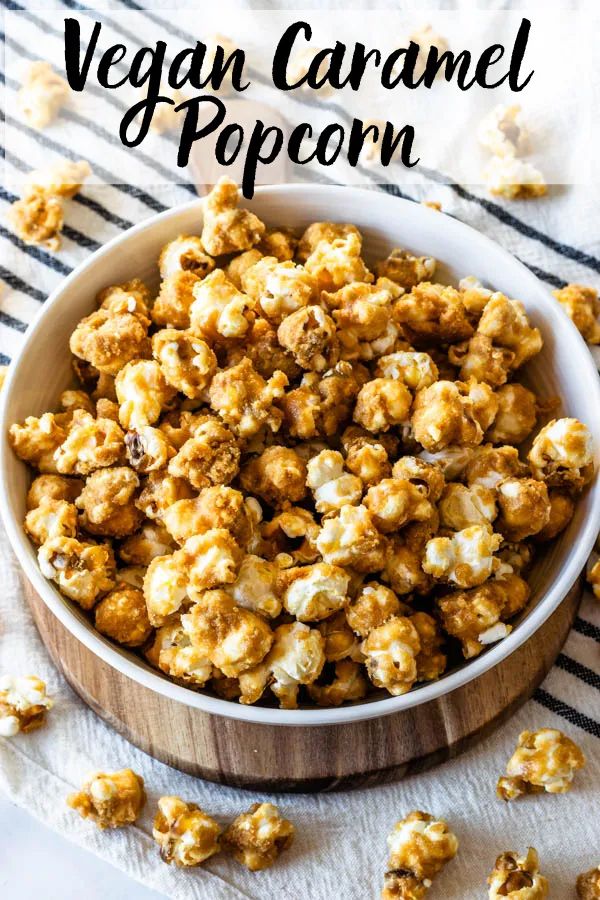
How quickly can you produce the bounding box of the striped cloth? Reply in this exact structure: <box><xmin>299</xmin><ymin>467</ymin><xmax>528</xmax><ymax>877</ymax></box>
<box><xmin>1</xmin><ymin>2</ymin><xmax>599</xmax><ymax>898</ymax></box>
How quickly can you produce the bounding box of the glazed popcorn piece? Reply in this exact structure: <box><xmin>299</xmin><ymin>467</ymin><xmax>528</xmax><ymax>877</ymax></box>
<box><xmin>115</xmin><ymin>360</ymin><xmax>175</xmax><ymax>430</ymax></box>
<box><xmin>242</xmin><ymin>256</ymin><xmax>315</xmax><ymax>323</ymax></box>
<box><xmin>158</xmin><ymin>234</ymin><xmax>215</xmax><ymax>280</ymax></box>
<box><xmin>449</xmin><ymin>333</ymin><xmax>514</xmax><ymax>388</ymax></box>
<box><xmin>354</xmin><ymin>378</ymin><xmax>412</xmax><ymax>433</ymax></box>
<box><xmin>344</xmin><ymin>432</ymin><xmax>392</xmax><ymax>485</ymax></box>
<box><xmin>18</xmin><ymin>60</ymin><xmax>69</xmax><ymax>128</ymax></box>
<box><xmin>0</xmin><ymin>675</ymin><xmax>53</xmax><ymax>737</ymax></box>
<box><xmin>577</xmin><ymin>866</ymin><xmax>600</xmax><ymax>899</ymax></box>
<box><xmin>306</xmin><ymin>449</ymin><xmax>363</xmax><ymax>514</ymax></box>
<box><xmin>411</xmin><ymin>612</ymin><xmax>447</xmax><ymax>682</ymax></box>
<box><xmin>153</xmin><ymin>795</ymin><xmax>221</xmax><ymax>866</ymax></box>
<box><xmin>478</xmin><ymin>103</ymin><xmax>529</xmax><ymax>157</ymax></box>
<box><xmin>438</xmin><ymin>483</ymin><xmax>497</xmax><ymax>531</ymax></box>
<box><xmin>308</xmin><ymin>660</ymin><xmax>368</xmax><ymax>706</ymax></box>
<box><xmin>305</xmin><ymin>232</ymin><xmax>372</xmax><ymax>293</ymax></box>
<box><xmin>362</xmin><ymin>616</ymin><xmax>420</xmax><ymax>695</ymax></box>
<box><xmin>152</xmin><ymin>270</ymin><xmax>203</xmax><ymax>329</ymax></box>
<box><xmin>76</xmin><ymin>466</ymin><xmax>142</xmax><ymax>538</ymax></box>
<box><xmin>143</xmin><ymin>553</ymin><xmax>188</xmax><ymax>626</ymax></box>
<box><xmin>26</xmin><ymin>474</ymin><xmax>82</xmax><ymax>509</ymax></box>
<box><xmin>476</xmin><ymin>294</ymin><xmax>542</xmax><ymax>369</ymax></box>
<box><xmin>553</xmin><ymin>283</ymin><xmax>600</xmax><ymax>344</ymax></box>
<box><xmin>125</xmin><ymin>426</ymin><xmax>173</xmax><ymax>474</ymax></box>
<box><xmin>239</xmin><ymin>621</ymin><xmax>325</xmax><ymax>708</ymax></box>
<box><xmin>258</xmin><ymin>227</ymin><xmax>297</xmax><ymax>261</ymax></box>
<box><xmin>317</xmin><ymin>504</ymin><xmax>387</xmax><ymax>573</ymax></box>
<box><xmin>152</xmin><ymin>329</ymin><xmax>217</xmax><ymax>399</ymax></box>
<box><xmin>375</xmin><ymin>351</ymin><xmax>438</xmax><ymax>391</ymax></box>
<box><xmin>382</xmin><ymin>810</ymin><xmax>458</xmax><ymax>900</ymax></box>
<box><xmin>146</xmin><ymin>621</ymin><xmax>212</xmax><ymax>686</ymax></box>
<box><xmin>484</xmin><ymin>155</ymin><xmax>547</xmax><ymax>200</ymax></box>
<box><xmin>412</xmin><ymin>381</ymin><xmax>484</xmax><ymax>452</ymax></box>
<box><xmin>364</xmin><ymin>477</ymin><xmax>434</xmax><ymax>533</ymax></box>
<box><xmin>226</xmin><ymin>554</ymin><xmax>282</xmax><ymax>618</ymax></box>
<box><xmin>528</xmin><ymin>418</ymin><xmax>594</xmax><ymax>492</ymax></box>
<box><xmin>465</xmin><ymin>444</ymin><xmax>527</xmax><ymax>489</ymax></box>
<box><xmin>67</xmin><ymin>769</ymin><xmax>145</xmax><ymax>829</ymax></box>
<box><xmin>38</xmin><ymin>536</ymin><xmax>115</xmax><ymax>609</ymax></box>
<box><xmin>241</xmin><ymin>445</ymin><xmax>307</xmax><ymax>507</ymax></box>
<box><xmin>423</xmin><ymin>524</ymin><xmax>502</xmax><ymax>588</ymax></box>
<box><xmin>162</xmin><ymin>486</ymin><xmax>260</xmax><ymax>549</ymax></box>
<box><xmin>201</xmin><ymin>177</ymin><xmax>265</xmax><ymax>256</ymax></box>
<box><xmin>8</xmin><ymin>159</ymin><xmax>91</xmax><ymax>251</ymax></box>
<box><xmin>136</xmin><ymin>471</ymin><xmax>194</xmax><ymax>521</ymax></box>
<box><xmin>296</xmin><ymin>221</ymin><xmax>360</xmax><ymax>263</ymax></box>
<box><xmin>497</xmin><ymin>728</ymin><xmax>585</xmax><ymax>800</ymax></box>
<box><xmin>281</xmin><ymin>562</ymin><xmax>350</xmax><ymax>622</ymax></box>
<box><xmin>209</xmin><ymin>358</ymin><xmax>287</xmax><ymax>438</ymax></box>
<box><xmin>322</xmin><ymin>280</ymin><xmax>400</xmax><ymax>362</ymax></box>
<box><xmin>437</xmin><ymin>574</ymin><xmax>529</xmax><ymax>658</ymax></box>
<box><xmin>375</xmin><ymin>249</ymin><xmax>436</xmax><ymax>290</ymax></box>
<box><xmin>487</xmin><ymin>848</ymin><xmax>548</xmax><ymax>899</ymax></box>
<box><xmin>394</xmin><ymin>282</ymin><xmax>473</xmax><ymax>346</ymax></box>
<box><xmin>9</xmin><ymin>413</ymin><xmax>67</xmax><ymax>471</ymax></box>
<box><xmin>222</xmin><ymin>802</ymin><xmax>295</xmax><ymax>871</ymax></box>
<box><xmin>24</xmin><ymin>497</ymin><xmax>78</xmax><ymax>545</ymax></box>
<box><xmin>189</xmin><ymin>269</ymin><xmax>254</xmax><ymax>341</ymax></box>
<box><xmin>486</xmin><ymin>384</ymin><xmax>537</xmax><ymax>445</ymax></box>
<box><xmin>277</xmin><ymin>305</ymin><xmax>338</xmax><ymax>371</ymax></box>
<box><xmin>53</xmin><ymin>410</ymin><xmax>125</xmax><ymax>476</ymax></box>
<box><xmin>94</xmin><ymin>584</ymin><xmax>152</xmax><ymax>647</ymax></box>
<box><xmin>168</xmin><ymin>415</ymin><xmax>240</xmax><ymax>490</ymax></box>
<box><xmin>182</xmin><ymin>589</ymin><xmax>273</xmax><ymax>677</ymax></box>
<box><xmin>346</xmin><ymin>582</ymin><xmax>404</xmax><ymax>637</ymax></box>
<box><xmin>495</xmin><ymin>478</ymin><xmax>550</xmax><ymax>542</ymax></box>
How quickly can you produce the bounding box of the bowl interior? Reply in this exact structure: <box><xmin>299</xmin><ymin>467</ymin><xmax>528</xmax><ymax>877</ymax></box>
<box><xmin>2</xmin><ymin>185</ymin><xmax>599</xmax><ymax>727</ymax></box>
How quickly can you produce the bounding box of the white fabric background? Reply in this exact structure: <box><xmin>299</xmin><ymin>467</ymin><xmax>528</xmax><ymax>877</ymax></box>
<box><xmin>1</xmin><ymin>2</ymin><xmax>600</xmax><ymax>898</ymax></box>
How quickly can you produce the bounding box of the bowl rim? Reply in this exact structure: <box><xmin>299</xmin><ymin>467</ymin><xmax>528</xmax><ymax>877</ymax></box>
<box><xmin>1</xmin><ymin>183</ymin><xmax>599</xmax><ymax>727</ymax></box>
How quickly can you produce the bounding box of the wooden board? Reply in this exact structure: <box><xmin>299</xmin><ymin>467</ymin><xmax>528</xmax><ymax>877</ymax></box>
<box><xmin>24</xmin><ymin>580</ymin><xmax>581</xmax><ymax>793</ymax></box>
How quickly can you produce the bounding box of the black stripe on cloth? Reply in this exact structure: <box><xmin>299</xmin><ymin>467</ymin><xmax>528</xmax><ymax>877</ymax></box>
<box><xmin>0</xmin><ymin>108</ymin><xmax>169</xmax><ymax>214</ymax></box>
<box><xmin>106</xmin><ymin>1</ymin><xmax>600</xmax><ymax>280</ymax></box>
<box><xmin>533</xmin><ymin>688</ymin><xmax>600</xmax><ymax>739</ymax></box>
<box><xmin>0</xmin><ymin>224</ymin><xmax>72</xmax><ymax>276</ymax></box>
<box><xmin>517</xmin><ymin>260</ymin><xmax>565</xmax><ymax>290</ymax></box>
<box><xmin>0</xmin><ymin>265</ymin><xmax>45</xmax><ymax>302</ymax></box>
<box><xmin>573</xmin><ymin>616</ymin><xmax>600</xmax><ymax>643</ymax></box>
<box><xmin>0</xmin><ymin>185</ymin><xmax>101</xmax><ymax>252</ymax></box>
<box><xmin>556</xmin><ymin>653</ymin><xmax>600</xmax><ymax>691</ymax></box>
<box><xmin>0</xmin><ymin>308</ymin><xmax>27</xmax><ymax>332</ymax></box>
<box><xmin>0</xmin><ymin>352</ymin><xmax>11</xmax><ymax>365</ymax></box>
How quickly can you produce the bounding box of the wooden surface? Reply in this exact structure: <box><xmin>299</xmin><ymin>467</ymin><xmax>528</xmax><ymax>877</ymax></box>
<box><xmin>25</xmin><ymin>580</ymin><xmax>581</xmax><ymax>793</ymax></box>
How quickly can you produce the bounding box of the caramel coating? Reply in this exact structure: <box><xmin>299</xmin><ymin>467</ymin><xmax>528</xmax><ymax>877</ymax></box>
<box><xmin>497</xmin><ymin>728</ymin><xmax>585</xmax><ymax>800</ymax></box>
<box><xmin>487</xmin><ymin>848</ymin><xmax>548</xmax><ymax>899</ymax></box>
<box><xmin>577</xmin><ymin>866</ymin><xmax>600</xmax><ymax>899</ymax></box>
<box><xmin>0</xmin><ymin>675</ymin><xmax>53</xmax><ymax>737</ymax></box>
<box><xmin>394</xmin><ymin>282</ymin><xmax>473</xmax><ymax>345</ymax></box>
<box><xmin>201</xmin><ymin>176</ymin><xmax>265</xmax><ymax>256</ymax></box>
<box><xmin>382</xmin><ymin>810</ymin><xmax>458</xmax><ymax>900</ymax></box>
<box><xmin>375</xmin><ymin>248</ymin><xmax>436</xmax><ymax>290</ymax></box>
<box><xmin>67</xmin><ymin>769</ymin><xmax>145</xmax><ymax>829</ymax></box>
<box><xmin>168</xmin><ymin>416</ymin><xmax>240</xmax><ymax>490</ymax></box>
<box><xmin>94</xmin><ymin>584</ymin><xmax>152</xmax><ymax>646</ymax></box>
<box><xmin>362</xmin><ymin>616</ymin><xmax>420</xmax><ymax>695</ymax></box>
<box><xmin>240</xmin><ymin>445</ymin><xmax>307</xmax><ymax>507</ymax></box>
<box><xmin>222</xmin><ymin>802</ymin><xmax>295</xmax><ymax>870</ymax></box>
<box><xmin>553</xmin><ymin>283</ymin><xmax>600</xmax><ymax>345</ymax></box>
<box><xmin>153</xmin><ymin>796</ymin><xmax>221</xmax><ymax>866</ymax></box>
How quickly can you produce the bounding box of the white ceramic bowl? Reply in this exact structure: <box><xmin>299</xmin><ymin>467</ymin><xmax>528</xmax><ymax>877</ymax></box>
<box><xmin>2</xmin><ymin>185</ymin><xmax>599</xmax><ymax>727</ymax></box>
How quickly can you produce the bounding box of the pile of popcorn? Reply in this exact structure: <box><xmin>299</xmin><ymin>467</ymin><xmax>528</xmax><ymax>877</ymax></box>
<box><xmin>9</xmin><ymin>177</ymin><xmax>595</xmax><ymax>711</ymax></box>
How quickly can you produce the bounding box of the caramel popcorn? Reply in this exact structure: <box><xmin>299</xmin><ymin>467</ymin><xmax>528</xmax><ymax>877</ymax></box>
<box><xmin>67</xmin><ymin>769</ymin><xmax>145</xmax><ymax>829</ymax></box>
<box><xmin>437</xmin><ymin>574</ymin><xmax>529</xmax><ymax>658</ymax></box>
<box><xmin>528</xmin><ymin>418</ymin><xmax>594</xmax><ymax>492</ymax></box>
<box><xmin>240</xmin><ymin>445</ymin><xmax>307</xmax><ymax>507</ymax></box>
<box><xmin>209</xmin><ymin>358</ymin><xmax>287</xmax><ymax>438</ymax></box>
<box><xmin>11</xmin><ymin>180</ymin><xmax>595</xmax><ymax>711</ymax></box>
<box><xmin>497</xmin><ymin>728</ymin><xmax>585</xmax><ymax>800</ymax></box>
<box><xmin>587</xmin><ymin>559</ymin><xmax>600</xmax><ymax>600</ymax></box>
<box><xmin>182</xmin><ymin>589</ymin><xmax>272</xmax><ymax>676</ymax></box>
<box><xmin>94</xmin><ymin>584</ymin><xmax>152</xmax><ymax>647</ymax></box>
<box><xmin>201</xmin><ymin>177</ymin><xmax>265</xmax><ymax>256</ymax></box>
<box><xmin>0</xmin><ymin>675</ymin><xmax>53</xmax><ymax>737</ymax></box>
<box><xmin>146</xmin><ymin>621</ymin><xmax>212</xmax><ymax>686</ymax></box>
<box><xmin>478</xmin><ymin>103</ymin><xmax>529</xmax><ymax>157</ymax></box>
<box><xmin>362</xmin><ymin>616</ymin><xmax>420</xmax><ymax>695</ymax></box>
<box><xmin>423</xmin><ymin>525</ymin><xmax>502</xmax><ymax>588</ymax></box>
<box><xmin>18</xmin><ymin>60</ymin><xmax>69</xmax><ymax>128</ymax></box>
<box><xmin>158</xmin><ymin>234</ymin><xmax>215</xmax><ymax>280</ymax></box>
<box><xmin>577</xmin><ymin>866</ymin><xmax>600</xmax><ymax>899</ymax></box>
<box><xmin>484</xmin><ymin>155</ymin><xmax>547</xmax><ymax>200</ymax></box>
<box><xmin>222</xmin><ymin>802</ymin><xmax>295</xmax><ymax>870</ymax></box>
<box><xmin>281</xmin><ymin>562</ymin><xmax>349</xmax><ymax>622</ymax></box>
<box><xmin>153</xmin><ymin>796</ymin><xmax>220</xmax><ymax>866</ymax></box>
<box><xmin>239</xmin><ymin>621</ymin><xmax>325</xmax><ymax>708</ymax></box>
<box><xmin>487</xmin><ymin>848</ymin><xmax>548</xmax><ymax>899</ymax></box>
<box><xmin>38</xmin><ymin>536</ymin><xmax>115</xmax><ymax>609</ymax></box>
<box><xmin>382</xmin><ymin>810</ymin><xmax>458</xmax><ymax>900</ymax></box>
<box><xmin>553</xmin><ymin>283</ymin><xmax>600</xmax><ymax>344</ymax></box>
